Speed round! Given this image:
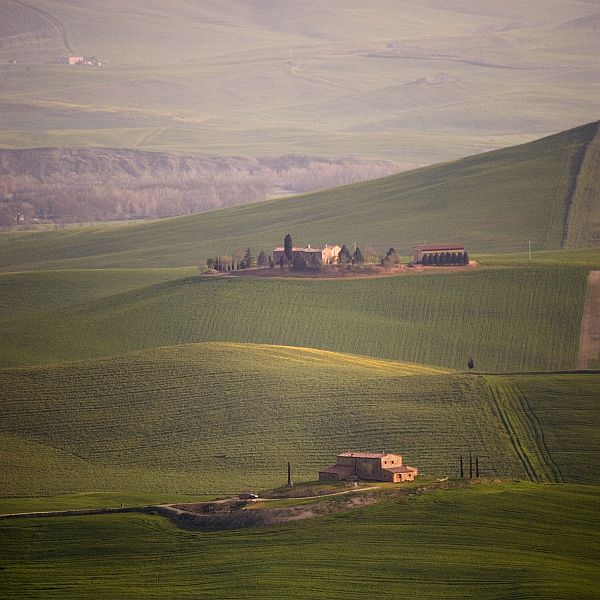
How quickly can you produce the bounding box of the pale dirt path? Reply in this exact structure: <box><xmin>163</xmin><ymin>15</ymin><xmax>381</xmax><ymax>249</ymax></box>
<box><xmin>577</xmin><ymin>271</ymin><xmax>600</xmax><ymax>369</ymax></box>
<box><xmin>0</xmin><ymin>487</ymin><xmax>380</xmax><ymax>520</ymax></box>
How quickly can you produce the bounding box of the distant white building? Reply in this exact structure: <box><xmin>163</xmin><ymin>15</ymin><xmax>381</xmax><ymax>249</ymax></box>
<box><xmin>272</xmin><ymin>243</ymin><xmax>341</xmax><ymax>265</ymax></box>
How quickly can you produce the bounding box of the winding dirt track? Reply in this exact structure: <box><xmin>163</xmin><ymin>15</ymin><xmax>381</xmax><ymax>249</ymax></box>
<box><xmin>577</xmin><ymin>271</ymin><xmax>600</xmax><ymax>369</ymax></box>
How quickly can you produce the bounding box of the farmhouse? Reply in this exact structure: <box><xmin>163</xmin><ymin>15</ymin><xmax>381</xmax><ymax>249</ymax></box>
<box><xmin>319</xmin><ymin>451</ymin><xmax>418</xmax><ymax>483</ymax></box>
<box><xmin>413</xmin><ymin>244</ymin><xmax>467</xmax><ymax>266</ymax></box>
<box><xmin>272</xmin><ymin>243</ymin><xmax>341</xmax><ymax>265</ymax></box>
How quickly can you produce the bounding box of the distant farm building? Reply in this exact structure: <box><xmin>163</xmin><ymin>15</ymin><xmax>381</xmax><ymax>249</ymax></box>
<box><xmin>273</xmin><ymin>244</ymin><xmax>341</xmax><ymax>265</ymax></box>
<box><xmin>413</xmin><ymin>244</ymin><xmax>467</xmax><ymax>266</ymax></box>
<box><xmin>319</xmin><ymin>451</ymin><xmax>418</xmax><ymax>483</ymax></box>
<box><xmin>56</xmin><ymin>55</ymin><xmax>101</xmax><ymax>66</ymax></box>
<box><xmin>56</xmin><ymin>55</ymin><xmax>84</xmax><ymax>65</ymax></box>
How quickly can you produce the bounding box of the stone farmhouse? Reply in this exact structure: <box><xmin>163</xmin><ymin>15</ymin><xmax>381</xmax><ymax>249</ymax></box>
<box><xmin>319</xmin><ymin>451</ymin><xmax>418</xmax><ymax>483</ymax></box>
<box><xmin>272</xmin><ymin>244</ymin><xmax>341</xmax><ymax>265</ymax></box>
<box><xmin>413</xmin><ymin>244</ymin><xmax>467</xmax><ymax>266</ymax></box>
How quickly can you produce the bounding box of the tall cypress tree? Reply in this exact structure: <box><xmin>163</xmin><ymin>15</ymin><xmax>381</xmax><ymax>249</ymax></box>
<box><xmin>284</xmin><ymin>234</ymin><xmax>293</xmax><ymax>262</ymax></box>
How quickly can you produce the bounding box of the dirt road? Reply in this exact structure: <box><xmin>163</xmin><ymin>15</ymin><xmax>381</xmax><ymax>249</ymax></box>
<box><xmin>577</xmin><ymin>270</ymin><xmax>600</xmax><ymax>369</ymax></box>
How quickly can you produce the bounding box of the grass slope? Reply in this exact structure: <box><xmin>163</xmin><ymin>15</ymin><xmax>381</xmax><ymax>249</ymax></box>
<box><xmin>2</xmin><ymin>342</ymin><xmax>599</xmax><ymax>498</ymax></box>
<box><xmin>0</xmin><ymin>342</ymin><xmax>527</xmax><ymax>497</ymax></box>
<box><xmin>564</xmin><ymin>122</ymin><xmax>600</xmax><ymax>249</ymax></box>
<box><xmin>503</xmin><ymin>374</ymin><xmax>600</xmax><ymax>484</ymax></box>
<box><xmin>1</xmin><ymin>122</ymin><xmax>597</xmax><ymax>271</ymax></box>
<box><xmin>1</xmin><ymin>484</ymin><xmax>598</xmax><ymax>599</ymax></box>
<box><xmin>0</xmin><ymin>267</ymin><xmax>194</xmax><ymax>321</ymax></box>
<box><xmin>0</xmin><ymin>266</ymin><xmax>587</xmax><ymax>371</ymax></box>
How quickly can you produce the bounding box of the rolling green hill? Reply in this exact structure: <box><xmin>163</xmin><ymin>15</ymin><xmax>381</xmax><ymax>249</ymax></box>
<box><xmin>2</xmin><ymin>342</ymin><xmax>483</xmax><ymax>497</ymax></box>
<box><xmin>1</xmin><ymin>342</ymin><xmax>598</xmax><ymax>498</ymax></box>
<box><xmin>1</xmin><ymin>122</ymin><xmax>598</xmax><ymax>271</ymax></box>
<box><xmin>0</xmin><ymin>265</ymin><xmax>587</xmax><ymax>371</ymax></box>
<box><xmin>1</xmin><ymin>484</ymin><xmax>598</xmax><ymax>598</ymax></box>
<box><xmin>0</xmin><ymin>267</ymin><xmax>194</xmax><ymax>321</ymax></box>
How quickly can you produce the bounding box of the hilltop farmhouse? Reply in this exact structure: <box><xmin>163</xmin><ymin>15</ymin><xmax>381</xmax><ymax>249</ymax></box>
<box><xmin>273</xmin><ymin>243</ymin><xmax>341</xmax><ymax>265</ymax></box>
<box><xmin>319</xmin><ymin>451</ymin><xmax>418</xmax><ymax>483</ymax></box>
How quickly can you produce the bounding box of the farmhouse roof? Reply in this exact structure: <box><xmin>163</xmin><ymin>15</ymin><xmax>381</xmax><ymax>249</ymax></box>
<box><xmin>273</xmin><ymin>246</ymin><xmax>323</xmax><ymax>252</ymax></box>
<box><xmin>319</xmin><ymin>465</ymin><xmax>354</xmax><ymax>476</ymax></box>
<box><xmin>413</xmin><ymin>244</ymin><xmax>465</xmax><ymax>251</ymax></box>
<box><xmin>383</xmin><ymin>466</ymin><xmax>415</xmax><ymax>474</ymax></box>
<box><xmin>338</xmin><ymin>451</ymin><xmax>392</xmax><ymax>459</ymax></box>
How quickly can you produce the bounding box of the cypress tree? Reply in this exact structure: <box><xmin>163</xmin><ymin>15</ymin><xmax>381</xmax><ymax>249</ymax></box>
<box><xmin>352</xmin><ymin>246</ymin><xmax>364</xmax><ymax>264</ymax></box>
<box><xmin>284</xmin><ymin>234</ymin><xmax>293</xmax><ymax>262</ymax></box>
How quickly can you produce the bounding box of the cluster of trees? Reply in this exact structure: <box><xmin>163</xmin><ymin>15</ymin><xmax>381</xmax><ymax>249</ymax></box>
<box><xmin>422</xmin><ymin>252</ymin><xmax>469</xmax><ymax>266</ymax></box>
<box><xmin>206</xmin><ymin>248</ymin><xmax>271</xmax><ymax>272</ymax></box>
<box><xmin>0</xmin><ymin>201</ymin><xmax>35</xmax><ymax>228</ymax></box>
<box><xmin>0</xmin><ymin>149</ymin><xmax>400</xmax><ymax>226</ymax></box>
<box><xmin>338</xmin><ymin>244</ymin><xmax>364</xmax><ymax>269</ymax></box>
<box><xmin>381</xmin><ymin>247</ymin><xmax>400</xmax><ymax>269</ymax></box>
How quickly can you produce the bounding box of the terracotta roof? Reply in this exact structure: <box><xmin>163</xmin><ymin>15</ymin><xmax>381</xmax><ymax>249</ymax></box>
<box><xmin>338</xmin><ymin>451</ymin><xmax>396</xmax><ymax>459</ymax></box>
<box><xmin>319</xmin><ymin>465</ymin><xmax>354</xmax><ymax>475</ymax></box>
<box><xmin>383</xmin><ymin>466</ymin><xmax>417</xmax><ymax>474</ymax></box>
<box><xmin>414</xmin><ymin>244</ymin><xmax>465</xmax><ymax>251</ymax></box>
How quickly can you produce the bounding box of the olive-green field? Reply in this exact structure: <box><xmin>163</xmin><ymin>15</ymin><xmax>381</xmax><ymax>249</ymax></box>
<box><xmin>1</xmin><ymin>484</ymin><xmax>598</xmax><ymax>599</ymax></box>
<box><xmin>0</xmin><ymin>265</ymin><xmax>589</xmax><ymax>371</ymax></box>
<box><xmin>1</xmin><ymin>342</ymin><xmax>598</xmax><ymax>499</ymax></box>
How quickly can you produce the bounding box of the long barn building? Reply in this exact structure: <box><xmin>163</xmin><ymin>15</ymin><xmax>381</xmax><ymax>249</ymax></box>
<box><xmin>413</xmin><ymin>244</ymin><xmax>467</xmax><ymax>266</ymax></box>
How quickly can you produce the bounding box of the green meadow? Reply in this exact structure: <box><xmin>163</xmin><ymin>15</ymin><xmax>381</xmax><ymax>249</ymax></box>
<box><xmin>0</xmin><ymin>265</ymin><xmax>588</xmax><ymax>371</ymax></box>
<box><xmin>1</xmin><ymin>484</ymin><xmax>598</xmax><ymax>599</ymax></box>
<box><xmin>1</xmin><ymin>342</ymin><xmax>598</xmax><ymax>499</ymax></box>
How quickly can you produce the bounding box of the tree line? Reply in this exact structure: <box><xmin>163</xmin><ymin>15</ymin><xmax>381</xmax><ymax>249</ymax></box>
<box><xmin>0</xmin><ymin>149</ymin><xmax>400</xmax><ymax>227</ymax></box>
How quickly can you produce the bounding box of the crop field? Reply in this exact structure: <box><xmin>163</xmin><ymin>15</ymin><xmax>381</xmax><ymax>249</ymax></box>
<box><xmin>0</xmin><ymin>267</ymin><xmax>194</xmax><ymax>321</ymax></box>
<box><xmin>501</xmin><ymin>374</ymin><xmax>600</xmax><ymax>484</ymax></box>
<box><xmin>0</xmin><ymin>266</ymin><xmax>588</xmax><ymax>372</ymax></box>
<box><xmin>1</xmin><ymin>1</ymin><xmax>599</xmax><ymax>168</ymax></box>
<box><xmin>1</xmin><ymin>122</ymin><xmax>598</xmax><ymax>272</ymax></box>
<box><xmin>0</xmin><ymin>342</ymin><xmax>527</xmax><ymax>497</ymax></box>
<box><xmin>2</xmin><ymin>342</ymin><xmax>598</xmax><ymax>499</ymax></box>
<box><xmin>0</xmin><ymin>483</ymin><xmax>598</xmax><ymax>599</ymax></box>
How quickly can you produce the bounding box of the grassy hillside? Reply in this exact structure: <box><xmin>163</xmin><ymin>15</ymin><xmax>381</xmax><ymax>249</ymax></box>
<box><xmin>0</xmin><ymin>267</ymin><xmax>194</xmax><ymax>321</ymax></box>
<box><xmin>0</xmin><ymin>342</ymin><xmax>524</xmax><ymax>497</ymax></box>
<box><xmin>1</xmin><ymin>484</ymin><xmax>598</xmax><ymax>598</ymax></box>
<box><xmin>564</xmin><ymin>123</ymin><xmax>600</xmax><ymax>249</ymax></box>
<box><xmin>1</xmin><ymin>2</ymin><xmax>598</xmax><ymax>164</ymax></box>
<box><xmin>504</xmin><ymin>374</ymin><xmax>600</xmax><ymax>484</ymax></box>
<box><xmin>1</xmin><ymin>123</ymin><xmax>598</xmax><ymax>272</ymax></box>
<box><xmin>0</xmin><ymin>266</ymin><xmax>587</xmax><ymax>371</ymax></box>
<box><xmin>2</xmin><ymin>342</ymin><xmax>598</xmax><ymax>498</ymax></box>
